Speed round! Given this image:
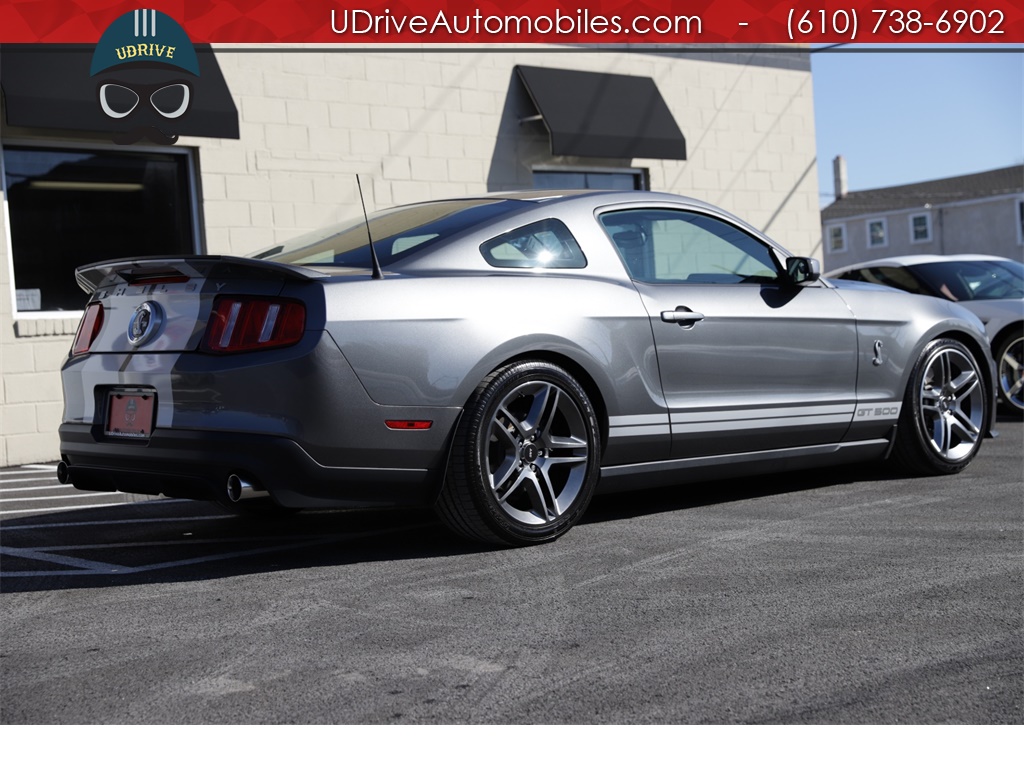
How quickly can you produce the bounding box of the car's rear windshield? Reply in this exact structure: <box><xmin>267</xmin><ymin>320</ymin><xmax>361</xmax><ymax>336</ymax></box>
<box><xmin>912</xmin><ymin>260</ymin><xmax>1024</xmax><ymax>301</ymax></box>
<box><xmin>248</xmin><ymin>199</ymin><xmax>529</xmax><ymax>269</ymax></box>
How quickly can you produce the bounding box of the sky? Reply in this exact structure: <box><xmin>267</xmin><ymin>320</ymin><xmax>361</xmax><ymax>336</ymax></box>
<box><xmin>809</xmin><ymin>46</ymin><xmax>1024</xmax><ymax>208</ymax></box>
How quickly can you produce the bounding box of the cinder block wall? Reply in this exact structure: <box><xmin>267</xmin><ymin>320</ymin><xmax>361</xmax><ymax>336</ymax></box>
<box><xmin>1</xmin><ymin>47</ymin><xmax>819</xmax><ymax>466</ymax></box>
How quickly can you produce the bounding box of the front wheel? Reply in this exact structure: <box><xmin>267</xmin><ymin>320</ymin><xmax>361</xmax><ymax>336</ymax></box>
<box><xmin>436</xmin><ymin>361</ymin><xmax>601</xmax><ymax>546</ymax></box>
<box><xmin>891</xmin><ymin>338</ymin><xmax>988</xmax><ymax>476</ymax></box>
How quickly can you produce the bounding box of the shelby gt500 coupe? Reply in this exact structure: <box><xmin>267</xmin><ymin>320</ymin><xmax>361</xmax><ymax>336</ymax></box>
<box><xmin>59</xmin><ymin>190</ymin><xmax>997</xmax><ymax>545</ymax></box>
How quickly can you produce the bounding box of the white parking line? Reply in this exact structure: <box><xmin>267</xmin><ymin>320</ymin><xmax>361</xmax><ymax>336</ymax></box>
<box><xmin>0</xmin><ymin>545</ymin><xmax>130</xmax><ymax>574</ymax></box>
<box><xmin>0</xmin><ymin>512</ymin><xmax>228</xmax><ymax>528</ymax></box>
<box><xmin>43</xmin><ymin>534</ymin><xmax>323</xmax><ymax>551</ymax></box>
<box><xmin>0</xmin><ymin>499</ymin><xmax>169</xmax><ymax>516</ymax></box>
<box><xmin>2</xmin><ymin>491</ymin><xmax>121</xmax><ymax>503</ymax></box>
<box><xmin>1</xmin><ymin>522</ymin><xmax>432</xmax><ymax>577</ymax></box>
<box><xmin>1</xmin><ymin>487</ymin><xmax>69</xmax><ymax>493</ymax></box>
<box><xmin>0</xmin><ymin>464</ymin><xmax>159</xmax><ymax>514</ymax></box>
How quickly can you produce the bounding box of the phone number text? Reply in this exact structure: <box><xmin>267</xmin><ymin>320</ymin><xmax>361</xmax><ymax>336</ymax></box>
<box><xmin>787</xmin><ymin>8</ymin><xmax>1006</xmax><ymax>41</ymax></box>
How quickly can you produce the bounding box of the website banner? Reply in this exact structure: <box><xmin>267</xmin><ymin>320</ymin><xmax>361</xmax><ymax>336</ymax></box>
<box><xmin>1</xmin><ymin>0</ymin><xmax>1022</xmax><ymax>44</ymax></box>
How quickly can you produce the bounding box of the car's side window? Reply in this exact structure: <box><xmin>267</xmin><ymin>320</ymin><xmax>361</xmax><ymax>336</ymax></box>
<box><xmin>600</xmin><ymin>209</ymin><xmax>779</xmax><ymax>284</ymax></box>
<box><xmin>480</xmin><ymin>218</ymin><xmax>587</xmax><ymax>269</ymax></box>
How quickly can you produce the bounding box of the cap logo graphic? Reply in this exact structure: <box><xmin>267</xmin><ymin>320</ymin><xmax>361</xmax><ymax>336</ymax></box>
<box><xmin>90</xmin><ymin>9</ymin><xmax>201</xmax><ymax>145</ymax></box>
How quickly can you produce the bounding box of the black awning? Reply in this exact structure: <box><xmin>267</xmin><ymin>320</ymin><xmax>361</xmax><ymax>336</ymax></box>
<box><xmin>515</xmin><ymin>65</ymin><xmax>686</xmax><ymax>161</ymax></box>
<box><xmin>1</xmin><ymin>44</ymin><xmax>238</xmax><ymax>141</ymax></box>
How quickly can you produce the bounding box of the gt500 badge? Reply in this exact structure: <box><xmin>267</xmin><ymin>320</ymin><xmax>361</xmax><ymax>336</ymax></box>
<box><xmin>127</xmin><ymin>301</ymin><xmax>163</xmax><ymax>347</ymax></box>
<box><xmin>855</xmin><ymin>403</ymin><xmax>901</xmax><ymax>420</ymax></box>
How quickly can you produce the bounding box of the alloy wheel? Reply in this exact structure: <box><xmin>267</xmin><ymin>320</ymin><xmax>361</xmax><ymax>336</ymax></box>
<box><xmin>998</xmin><ymin>335</ymin><xmax>1024</xmax><ymax>413</ymax></box>
<box><xmin>918</xmin><ymin>345</ymin><xmax>985</xmax><ymax>461</ymax></box>
<box><xmin>485</xmin><ymin>380</ymin><xmax>590</xmax><ymax>526</ymax></box>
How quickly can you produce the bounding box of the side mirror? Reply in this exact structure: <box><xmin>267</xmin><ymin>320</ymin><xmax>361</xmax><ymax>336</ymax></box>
<box><xmin>786</xmin><ymin>256</ymin><xmax>821</xmax><ymax>285</ymax></box>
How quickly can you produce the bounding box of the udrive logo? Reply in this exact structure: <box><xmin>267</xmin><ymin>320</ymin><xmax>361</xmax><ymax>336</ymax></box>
<box><xmin>90</xmin><ymin>9</ymin><xmax>201</xmax><ymax>145</ymax></box>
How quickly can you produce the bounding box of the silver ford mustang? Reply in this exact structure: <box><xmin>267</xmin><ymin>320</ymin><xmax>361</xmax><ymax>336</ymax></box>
<box><xmin>59</xmin><ymin>190</ymin><xmax>997</xmax><ymax>545</ymax></box>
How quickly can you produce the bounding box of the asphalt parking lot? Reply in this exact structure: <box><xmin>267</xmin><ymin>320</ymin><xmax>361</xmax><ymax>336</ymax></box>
<box><xmin>1</xmin><ymin>419</ymin><xmax>1021</xmax><ymax>725</ymax></box>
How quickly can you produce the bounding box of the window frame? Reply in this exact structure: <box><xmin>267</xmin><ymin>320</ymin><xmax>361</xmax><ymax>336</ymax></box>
<box><xmin>532</xmin><ymin>165</ymin><xmax>649</xmax><ymax>191</ymax></box>
<box><xmin>479</xmin><ymin>218</ymin><xmax>587</xmax><ymax>270</ymax></box>
<box><xmin>827</xmin><ymin>223</ymin><xmax>847</xmax><ymax>254</ymax></box>
<box><xmin>2</xmin><ymin>139</ymin><xmax>203</xmax><ymax>321</ymax></box>
<box><xmin>909</xmin><ymin>211</ymin><xmax>932</xmax><ymax>244</ymax></box>
<box><xmin>1017</xmin><ymin>197</ymin><xmax>1024</xmax><ymax>246</ymax></box>
<box><xmin>866</xmin><ymin>218</ymin><xmax>888</xmax><ymax>249</ymax></box>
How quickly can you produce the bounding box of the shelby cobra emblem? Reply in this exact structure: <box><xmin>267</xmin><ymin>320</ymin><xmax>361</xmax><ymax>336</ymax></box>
<box><xmin>127</xmin><ymin>301</ymin><xmax>162</xmax><ymax>346</ymax></box>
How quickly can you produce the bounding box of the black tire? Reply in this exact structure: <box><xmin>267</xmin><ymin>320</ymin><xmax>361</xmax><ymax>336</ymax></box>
<box><xmin>436</xmin><ymin>361</ymin><xmax>601</xmax><ymax>546</ymax></box>
<box><xmin>995</xmin><ymin>329</ymin><xmax>1024</xmax><ymax>418</ymax></box>
<box><xmin>891</xmin><ymin>338</ymin><xmax>988</xmax><ymax>476</ymax></box>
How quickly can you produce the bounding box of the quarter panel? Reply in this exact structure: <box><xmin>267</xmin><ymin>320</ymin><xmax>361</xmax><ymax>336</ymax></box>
<box><xmin>321</xmin><ymin>272</ymin><xmax>671</xmax><ymax>463</ymax></box>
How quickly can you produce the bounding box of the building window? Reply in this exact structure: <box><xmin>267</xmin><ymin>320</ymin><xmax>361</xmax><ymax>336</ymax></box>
<box><xmin>532</xmin><ymin>168</ymin><xmax>647</xmax><ymax>191</ymax></box>
<box><xmin>867</xmin><ymin>218</ymin><xmax>888</xmax><ymax>248</ymax></box>
<box><xmin>910</xmin><ymin>212</ymin><xmax>932</xmax><ymax>243</ymax></box>
<box><xmin>827</xmin><ymin>224</ymin><xmax>847</xmax><ymax>253</ymax></box>
<box><xmin>1017</xmin><ymin>198</ymin><xmax>1024</xmax><ymax>245</ymax></box>
<box><xmin>3</xmin><ymin>144</ymin><xmax>198</xmax><ymax>314</ymax></box>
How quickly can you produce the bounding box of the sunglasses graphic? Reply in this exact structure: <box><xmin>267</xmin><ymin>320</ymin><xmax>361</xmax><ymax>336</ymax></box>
<box><xmin>98</xmin><ymin>81</ymin><xmax>191</xmax><ymax>119</ymax></box>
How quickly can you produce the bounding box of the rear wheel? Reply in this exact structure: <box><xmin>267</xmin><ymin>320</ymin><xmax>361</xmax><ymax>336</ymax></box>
<box><xmin>891</xmin><ymin>338</ymin><xmax>988</xmax><ymax>475</ymax></box>
<box><xmin>437</xmin><ymin>361</ymin><xmax>600</xmax><ymax>546</ymax></box>
<box><xmin>995</xmin><ymin>330</ymin><xmax>1024</xmax><ymax>418</ymax></box>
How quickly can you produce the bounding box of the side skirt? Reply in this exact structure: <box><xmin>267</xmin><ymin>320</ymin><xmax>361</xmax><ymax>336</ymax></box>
<box><xmin>596</xmin><ymin>438</ymin><xmax>891</xmax><ymax>494</ymax></box>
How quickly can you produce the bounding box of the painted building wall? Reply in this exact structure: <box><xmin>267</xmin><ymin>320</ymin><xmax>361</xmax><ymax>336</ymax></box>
<box><xmin>1</xmin><ymin>46</ymin><xmax>820</xmax><ymax>466</ymax></box>
<box><xmin>823</xmin><ymin>196</ymin><xmax>1024</xmax><ymax>272</ymax></box>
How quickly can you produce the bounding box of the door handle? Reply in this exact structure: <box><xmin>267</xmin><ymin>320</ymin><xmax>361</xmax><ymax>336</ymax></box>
<box><xmin>660</xmin><ymin>307</ymin><xmax>705</xmax><ymax>328</ymax></box>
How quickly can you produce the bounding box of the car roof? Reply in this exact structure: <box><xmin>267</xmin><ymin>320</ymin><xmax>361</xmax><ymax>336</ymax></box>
<box><xmin>827</xmin><ymin>254</ymin><xmax>1016</xmax><ymax>275</ymax></box>
<box><xmin>465</xmin><ymin>188</ymin><xmax>717</xmax><ymax>207</ymax></box>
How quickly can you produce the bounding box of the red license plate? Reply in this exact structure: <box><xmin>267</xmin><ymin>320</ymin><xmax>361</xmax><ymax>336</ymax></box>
<box><xmin>105</xmin><ymin>390</ymin><xmax>156</xmax><ymax>439</ymax></box>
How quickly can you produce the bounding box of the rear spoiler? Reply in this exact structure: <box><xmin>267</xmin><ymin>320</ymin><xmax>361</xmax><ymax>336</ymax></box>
<box><xmin>75</xmin><ymin>254</ymin><xmax>325</xmax><ymax>294</ymax></box>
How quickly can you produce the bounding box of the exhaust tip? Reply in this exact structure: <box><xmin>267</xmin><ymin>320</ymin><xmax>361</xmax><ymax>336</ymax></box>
<box><xmin>57</xmin><ymin>461</ymin><xmax>70</xmax><ymax>485</ymax></box>
<box><xmin>226</xmin><ymin>474</ymin><xmax>269</xmax><ymax>503</ymax></box>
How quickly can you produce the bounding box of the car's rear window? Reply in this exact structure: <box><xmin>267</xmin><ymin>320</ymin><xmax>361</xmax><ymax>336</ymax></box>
<box><xmin>248</xmin><ymin>199</ymin><xmax>529</xmax><ymax>269</ymax></box>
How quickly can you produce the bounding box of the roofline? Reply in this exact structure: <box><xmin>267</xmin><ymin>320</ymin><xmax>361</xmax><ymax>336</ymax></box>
<box><xmin>821</xmin><ymin>163</ymin><xmax>1024</xmax><ymax>219</ymax></box>
<box><xmin>825</xmin><ymin>253</ymin><xmax>1016</xmax><ymax>274</ymax></box>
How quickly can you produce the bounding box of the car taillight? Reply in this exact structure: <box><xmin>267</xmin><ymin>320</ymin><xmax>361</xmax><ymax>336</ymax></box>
<box><xmin>203</xmin><ymin>296</ymin><xmax>306</xmax><ymax>353</ymax></box>
<box><xmin>71</xmin><ymin>302</ymin><xmax>104</xmax><ymax>356</ymax></box>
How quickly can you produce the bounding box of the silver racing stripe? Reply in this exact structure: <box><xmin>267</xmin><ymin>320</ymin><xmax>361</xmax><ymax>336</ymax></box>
<box><xmin>669</xmin><ymin>403</ymin><xmax>854</xmax><ymax>434</ymax></box>
<box><xmin>69</xmin><ymin>352</ymin><xmax>179</xmax><ymax>429</ymax></box>
<box><xmin>609</xmin><ymin>413</ymin><xmax>671</xmax><ymax>438</ymax></box>
<box><xmin>64</xmin><ymin>272</ymin><xmax>214</xmax><ymax>427</ymax></box>
<box><xmin>607</xmin><ymin>402</ymin><xmax>896</xmax><ymax>439</ymax></box>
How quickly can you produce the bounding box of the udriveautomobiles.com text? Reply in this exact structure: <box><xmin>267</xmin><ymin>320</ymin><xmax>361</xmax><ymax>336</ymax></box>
<box><xmin>330</xmin><ymin>8</ymin><xmax>704</xmax><ymax>37</ymax></box>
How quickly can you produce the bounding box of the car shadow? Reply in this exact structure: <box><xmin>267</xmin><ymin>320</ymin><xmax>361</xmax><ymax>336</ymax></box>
<box><xmin>584</xmin><ymin>460</ymin><xmax>899</xmax><ymax>524</ymax></box>
<box><xmin>0</xmin><ymin>458</ymin><xmax>909</xmax><ymax>595</ymax></box>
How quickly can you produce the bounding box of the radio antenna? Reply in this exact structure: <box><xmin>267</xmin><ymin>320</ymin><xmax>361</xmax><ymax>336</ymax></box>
<box><xmin>356</xmin><ymin>174</ymin><xmax>383</xmax><ymax>280</ymax></box>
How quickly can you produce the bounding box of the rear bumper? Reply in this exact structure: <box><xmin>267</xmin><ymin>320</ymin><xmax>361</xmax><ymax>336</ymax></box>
<box><xmin>58</xmin><ymin>424</ymin><xmax>438</xmax><ymax>509</ymax></box>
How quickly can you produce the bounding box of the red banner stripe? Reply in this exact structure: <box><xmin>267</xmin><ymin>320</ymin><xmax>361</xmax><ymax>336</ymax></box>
<box><xmin>1</xmin><ymin>0</ymin><xmax>1022</xmax><ymax>43</ymax></box>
